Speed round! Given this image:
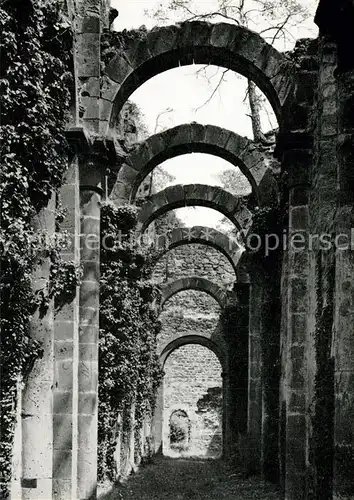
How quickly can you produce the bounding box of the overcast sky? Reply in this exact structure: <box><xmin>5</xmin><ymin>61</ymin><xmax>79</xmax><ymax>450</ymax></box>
<box><xmin>110</xmin><ymin>0</ymin><xmax>318</xmax><ymax>227</ymax></box>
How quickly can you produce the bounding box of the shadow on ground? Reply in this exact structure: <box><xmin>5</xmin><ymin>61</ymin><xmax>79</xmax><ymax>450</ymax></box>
<box><xmin>98</xmin><ymin>456</ymin><xmax>280</xmax><ymax>500</ymax></box>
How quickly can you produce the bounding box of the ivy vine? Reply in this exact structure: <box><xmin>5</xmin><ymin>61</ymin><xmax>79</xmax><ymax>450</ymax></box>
<box><xmin>0</xmin><ymin>0</ymin><xmax>74</xmax><ymax>495</ymax></box>
<box><xmin>98</xmin><ymin>202</ymin><xmax>164</xmax><ymax>482</ymax></box>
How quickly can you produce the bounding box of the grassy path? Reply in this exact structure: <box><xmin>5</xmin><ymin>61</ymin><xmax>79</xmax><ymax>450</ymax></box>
<box><xmin>99</xmin><ymin>457</ymin><xmax>281</xmax><ymax>500</ymax></box>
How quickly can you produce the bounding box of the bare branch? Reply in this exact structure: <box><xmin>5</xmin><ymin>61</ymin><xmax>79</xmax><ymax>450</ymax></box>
<box><xmin>193</xmin><ymin>68</ymin><xmax>230</xmax><ymax>112</ymax></box>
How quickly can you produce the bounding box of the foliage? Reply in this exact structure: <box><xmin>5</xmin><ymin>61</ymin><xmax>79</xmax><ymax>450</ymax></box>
<box><xmin>98</xmin><ymin>202</ymin><xmax>164</xmax><ymax>482</ymax></box>
<box><xmin>115</xmin><ymin>100</ymin><xmax>149</xmax><ymax>146</ymax></box>
<box><xmin>0</xmin><ymin>0</ymin><xmax>73</xmax><ymax>495</ymax></box>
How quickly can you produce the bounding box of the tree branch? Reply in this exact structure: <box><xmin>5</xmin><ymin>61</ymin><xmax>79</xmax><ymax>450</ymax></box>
<box><xmin>193</xmin><ymin>68</ymin><xmax>230</xmax><ymax>112</ymax></box>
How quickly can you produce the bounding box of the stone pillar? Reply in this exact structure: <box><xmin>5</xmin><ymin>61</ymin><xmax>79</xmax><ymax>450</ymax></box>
<box><xmin>248</xmin><ymin>257</ymin><xmax>281</xmax><ymax>482</ymax></box>
<box><xmin>333</xmin><ymin>69</ymin><xmax>354</xmax><ymax>496</ymax></box>
<box><xmin>73</xmin><ymin>0</ymin><xmax>102</xmax><ymax>134</ymax></box>
<box><xmin>52</xmin><ymin>158</ymin><xmax>81</xmax><ymax>500</ymax></box>
<box><xmin>77</xmin><ymin>154</ymin><xmax>103</xmax><ymax>499</ymax></box>
<box><xmin>221</xmin><ymin>371</ymin><xmax>231</xmax><ymax>458</ymax></box>
<box><xmin>228</xmin><ymin>283</ymin><xmax>249</xmax><ymax>443</ymax></box>
<box><xmin>151</xmin><ymin>381</ymin><xmax>164</xmax><ymax>455</ymax></box>
<box><xmin>247</xmin><ymin>277</ymin><xmax>263</xmax><ymax>472</ymax></box>
<box><xmin>283</xmin><ymin>144</ymin><xmax>312</xmax><ymax>499</ymax></box>
<box><xmin>21</xmin><ymin>195</ymin><xmax>56</xmax><ymax>499</ymax></box>
<box><xmin>261</xmin><ymin>269</ymin><xmax>281</xmax><ymax>484</ymax></box>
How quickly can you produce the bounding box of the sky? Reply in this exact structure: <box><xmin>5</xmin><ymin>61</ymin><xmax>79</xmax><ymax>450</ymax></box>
<box><xmin>110</xmin><ymin>0</ymin><xmax>318</xmax><ymax>227</ymax></box>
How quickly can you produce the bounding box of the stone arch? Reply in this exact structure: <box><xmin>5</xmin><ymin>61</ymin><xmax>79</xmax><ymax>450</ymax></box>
<box><xmin>153</xmin><ymin>226</ymin><xmax>242</xmax><ymax>278</ymax></box>
<box><xmin>111</xmin><ymin>124</ymin><xmax>278</xmax><ymax>206</ymax></box>
<box><xmin>137</xmin><ymin>184</ymin><xmax>252</xmax><ymax>235</ymax></box>
<box><xmin>160</xmin><ymin>334</ymin><xmax>226</xmax><ymax>373</ymax></box>
<box><xmin>159</xmin><ymin>276</ymin><xmax>228</xmax><ymax>310</ymax></box>
<box><xmin>99</xmin><ymin>22</ymin><xmax>293</xmax><ymax>133</ymax></box>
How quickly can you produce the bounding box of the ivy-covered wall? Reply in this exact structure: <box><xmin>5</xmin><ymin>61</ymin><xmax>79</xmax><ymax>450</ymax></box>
<box><xmin>98</xmin><ymin>203</ymin><xmax>163</xmax><ymax>482</ymax></box>
<box><xmin>0</xmin><ymin>1</ymin><xmax>76</xmax><ymax>496</ymax></box>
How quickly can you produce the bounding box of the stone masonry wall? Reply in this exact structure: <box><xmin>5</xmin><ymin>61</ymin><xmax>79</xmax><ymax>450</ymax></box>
<box><xmin>163</xmin><ymin>344</ymin><xmax>223</xmax><ymax>458</ymax></box>
<box><xmin>155</xmin><ymin>241</ymin><xmax>230</xmax><ymax>458</ymax></box>
<box><xmin>152</xmin><ymin>243</ymin><xmax>236</xmax><ymax>288</ymax></box>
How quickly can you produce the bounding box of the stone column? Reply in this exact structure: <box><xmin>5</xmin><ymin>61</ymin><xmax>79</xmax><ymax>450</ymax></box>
<box><xmin>333</xmin><ymin>69</ymin><xmax>354</xmax><ymax>496</ymax></box>
<box><xmin>247</xmin><ymin>276</ymin><xmax>263</xmax><ymax>472</ymax></box>
<box><xmin>151</xmin><ymin>381</ymin><xmax>164</xmax><ymax>455</ymax></box>
<box><xmin>77</xmin><ymin>153</ymin><xmax>103</xmax><ymax>499</ymax></box>
<box><xmin>228</xmin><ymin>283</ymin><xmax>249</xmax><ymax>444</ymax></box>
<box><xmin>221</xmin><ymin>371</ymin><xmax>231</xmax><ymax>458</ymax></box>
<box><xmin>261</xmin><ymin>268</ymin><xmax>281</xmax><ymax>484</ymax></box>
<box><xmin>21</xmin><ymin>195</ymin><xmax>56</xmax><ymax>499</ymax></box>
<box><xmin>248</xmin><ymin>257</ymin><xmax>281</xmax><ymax>482</ymax></box>
<box><xmin>52</xmin><ymin>157</ymin><xmax>80</xmax><ymax>500</ymax></box>
<box><xmin>283</xmin><ymin>144</ymin><xmax>312</xmax><ymax>499</ymax></box>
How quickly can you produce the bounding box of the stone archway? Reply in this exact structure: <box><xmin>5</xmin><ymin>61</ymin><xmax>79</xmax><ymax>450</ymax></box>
<box><xmin>160</xmin><ymin>334</ymin><xmax>226</xmax><ymax>371</ymax></box>
<box><xmin>110</xmin><ymin>124</ymin><xmax>279</xmax><ymax>206</ymax></box>
<box><xmin>152</xmin><ymin>225</ymin><xmax>242</xmax><ymax>279</ymax></box>
<box><xmin>159</xmin><ymin>276</ymin><xmax>229</xmax><ymax>311</ymax></box>
<box><xmin>156</xmin><ymin>336</ymin><xmax>226</xmax><ymax>459</ymax></box>
<box><xmin>136</xmin><ymin>184</ymin><xmax>252</xmax><ymax>235</ymax></box>
<box><xmin>97</xmin><ymin>22</ymin><xmax>293</xmax><ymax>134</ymax></box>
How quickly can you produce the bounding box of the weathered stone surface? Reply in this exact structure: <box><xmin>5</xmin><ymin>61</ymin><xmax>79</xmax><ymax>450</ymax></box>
<box><xmin>153</xmin><ymin>226</ymin><xmax>241</xmax><ymax>278</ymax></box>
<box><xmin>101</xmin><ymin>22</ymin><xmax>291</xmax><ymax>131</ymax></box>
<box><xmin>160</xmin><ymin>276</ymin><xmax>228</xmax><ymax>309</ymax></box>
<box><xmin>137</xmin><ymin>184</ymin><xmax>250</xmax><ymax>233</ymax></box>
<box><xmin>112</xmin><ymin>123</ymin><xmax>276</xmax><ymax>205</ymax></box>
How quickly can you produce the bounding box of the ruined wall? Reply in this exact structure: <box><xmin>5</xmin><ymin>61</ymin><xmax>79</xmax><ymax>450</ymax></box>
<box><xmin>152</xmin><ymin>243</ymin><xmax>235</xmax><ymax>288</ymax></box>
<box><xmin>163</xmin><ymin>344</ymin><xmax>223</xmax><ymax>458</ymax></box>
<box><xmin>154</xmin><ymin>241</ymin><xmax>230</xmax><ymax>458</ymax></box>
<box><xmin>158</xmin><ymin>292</ymin><xmax>221</xmax><ymax>353</ymax></box>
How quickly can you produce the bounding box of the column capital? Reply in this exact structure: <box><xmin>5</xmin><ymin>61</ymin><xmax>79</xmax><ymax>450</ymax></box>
<box><xmin>65</xmin><ymin>126</ymin><xmax>126</xmax><ymax>167</ymax></box>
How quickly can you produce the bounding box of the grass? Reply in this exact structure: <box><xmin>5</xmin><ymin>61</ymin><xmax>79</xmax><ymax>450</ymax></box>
<box><xmin>98</xmin><ymin>456</ymin><xmax>281</xmax><ymax>500</ymax></box>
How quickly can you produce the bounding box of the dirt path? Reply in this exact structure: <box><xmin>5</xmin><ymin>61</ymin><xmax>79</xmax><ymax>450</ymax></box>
<box><xmin>99</xmin><ymin>457</ymin><xmax>281</xmax><ymax>500</ymax></box>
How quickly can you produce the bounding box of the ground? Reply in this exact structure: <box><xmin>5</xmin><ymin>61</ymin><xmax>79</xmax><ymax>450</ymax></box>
<box><xmin>98</xmin><ymin>457</ymin><xmax>280</xmax><ymax>500</ymax></box>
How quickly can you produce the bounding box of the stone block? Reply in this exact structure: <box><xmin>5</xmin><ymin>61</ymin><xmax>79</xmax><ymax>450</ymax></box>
<box><xmin>79</xmin><ymin>280</ymin><xmax>99</xmax><ymax>309</ymax></box>
<box><xmin>76</xmin><ymin>33</ymin><xmax>100</xmax><ymax>78</ymax></box>
<box><xmin>79</xmin><ymin>305</ymin><xmax>99</xmax><ymax>326</ymax></box>
<box><xmin>78</xmin><ymin>414</ymin><xmax>98</xmax><ymax>453</ymax></box>
<box><xmin>79</xmin><ymin>343</ymin><xmax>98</xmax><ymax>362</ymax></box>
<box><xmin>53</xmin><ymin>391</ymin><xmax>73</xmax><ymax>415</ymax></box>
<box><xmin>106</xmin><ymin>54</ymin><xmax>133</xmax><ymax>84</ymax></box>
<box><xmin>78</xmin><ymin>391</ymin><xmax>97</xmax><ymax>415</ymax></box>
<box><xmin>129</xmin><ymin>39</ymin><xmax>152</xmax><ymax>69</ymax></box>
<box><xmin>164</xmin><ymin>184</ymin><xmax>185</xmax><ymax>205</ymax></box>
<box><xmin>81</xmin><ymin>260</ymin><xmax>100</xmax><ymax>283</ymax></box>
<box><xmin>54</xmin><ymin>359</ymin><xmax>74</xmax><ymax>392</ymax></box>
<box><xmin>53</xmin><ymin>415</ymin><xmax>73</xmax><ymax>451</ymax></box>
<box><xmin>52</xmin><ymin>479</ymin><xmax>72</xmax><ymax>500</ymax></box>
<box><xmin>79</xmin><ymin>323</ymin><xmax>99</xmax><ymax>343</ymax></box>
<box><xmin>54</xmin><ymin>340</ymin><xmax>73</xmax><ymax>361</ymax></box>
<box><xmin>55</xmin><ymin>302</ymin><xmax>75</xmax><ymax>322</ymax></box>
<box><xmin>189</xmin><ymin>123</ymin><xmax>207</xmax><ymax>144</ymax></box>
<box><xmin>177</xmin><ymin>21</ymin><xmax>212</xmax><ymax>49</ymax></box>
<box><xmin>53</xmin><ymin>450</ymin><xmax>72</xmax><ymax>480</ymax></box>
<box><xmin>290</xmin><ymin>313</ymin><xmax>307</xmax><ymax>345</ymax></box>
<box><xmin>147</xmin><ymin>25</ymin><xmax>180</xmax><ymax>57</ymax></box>
<box><xmin>288</xmin><ymin>390</ymin><xmax>306</xmax><ymax>414</ymax></box>
<box><xmin>289</xmin><ymin>345</ymin><xmax>306</xmax><ymax>390</ymax></box>
<box><xmin>21</xmin><ymin>478</ymin><xmax>53</xmax><ymax>500</ymax></box>
<box><xmin>289</xmin><ymin>278</ymin><xmax>308</xmax><ymax>313</ymax></box>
